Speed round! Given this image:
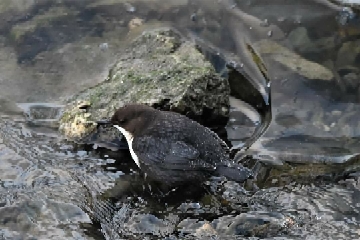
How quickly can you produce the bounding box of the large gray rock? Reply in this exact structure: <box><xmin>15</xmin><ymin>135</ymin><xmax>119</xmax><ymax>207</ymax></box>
<box><xmin>59</xmin><ymin>28</ymin><xmax>230</xmax><ymax>142</ymax></box>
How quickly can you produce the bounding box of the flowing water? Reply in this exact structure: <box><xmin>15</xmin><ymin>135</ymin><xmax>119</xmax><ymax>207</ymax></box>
<box><xmin>1</xmin><ymin>0</ymin><xmax>360</xmax><ymax>239</ymax></box>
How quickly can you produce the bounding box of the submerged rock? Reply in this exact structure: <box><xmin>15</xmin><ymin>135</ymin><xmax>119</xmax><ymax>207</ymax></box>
<box><xmin>336</xmin><ymin>39</ymin><xmax>360</xmax><ymax>68</ymax></box>
<box><xmin>254</xmin><ymin>39</ymin><xmax>334</xmax><ymax>81</ymax></box>
<box><xmin>287</xmin><ymin>26</ymin><xmax>337</xmax><ymax>62</ymax></box>
<box><xmin>9</xmin><ymin>6</ymin><xmax>77</xmax><ymax>42</ymax></box>
<box><xmin>59</xmin><ymin>28</ymin><xmax>230</xmax><ymax>142</ymax></box>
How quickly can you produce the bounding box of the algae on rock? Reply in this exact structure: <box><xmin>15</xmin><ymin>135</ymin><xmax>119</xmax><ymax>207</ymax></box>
<box><xmin>59</xmin><ymin>28</ymin><xmax>230</xmax><ymax>142</ymax></box>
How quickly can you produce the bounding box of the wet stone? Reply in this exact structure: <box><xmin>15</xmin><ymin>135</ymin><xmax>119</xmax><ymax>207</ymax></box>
<box><xmin>59</xmin><ymin>28</ymin><xmax>230</xmax><ymax>143</ymax></box>
<box><xmin>336</xmin><ymin>39</ymin><xmax>360</xmax><ymax>68</ymax></box>
<box><xmin>254</xmin><ymin>39</ymin><xmax>334</xmax><ymax>81</ymax></box>
<box><xmin>287</xmin><ymin>26</ymin><xmax>337</xmax><ymax>62</ymax></box>
<box><xmin>212</xmin><ymin>212</ymin><xmax>289</xmax><ymax>237</ymax></box>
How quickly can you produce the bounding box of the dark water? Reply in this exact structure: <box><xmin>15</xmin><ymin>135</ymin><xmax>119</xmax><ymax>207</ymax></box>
<box><xmin>1</xmin><ymin>0</ymin><xmax>360</xmax><ymax>239</ymax></box>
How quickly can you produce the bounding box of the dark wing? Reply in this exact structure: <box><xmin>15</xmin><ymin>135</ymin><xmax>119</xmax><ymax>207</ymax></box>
<box><xmin>203</xmin><ymin>127</ymin><xmax>231</xmax><ymax>156</ymax></box>
<box><xmin>215</xmin><ymin>162</ymin><xmax>253</xmax><ymax>182</ymax></box>
<box><xmin>132</xmin><ymin>136</ymin><xmax>214</xmax><ymax>171</ymax></box>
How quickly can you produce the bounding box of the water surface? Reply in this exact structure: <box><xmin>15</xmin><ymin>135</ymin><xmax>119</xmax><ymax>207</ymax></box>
<box><xmin>1</xmin><ymin>0</ymin><xmax>360</xmax><ymax>239</ymax></box>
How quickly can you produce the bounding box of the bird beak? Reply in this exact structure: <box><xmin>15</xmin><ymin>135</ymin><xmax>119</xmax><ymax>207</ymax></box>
<box><xmin>96</xmin><ymin>119</ymin><xmax>112</xmax><ymax>127</ymax></box>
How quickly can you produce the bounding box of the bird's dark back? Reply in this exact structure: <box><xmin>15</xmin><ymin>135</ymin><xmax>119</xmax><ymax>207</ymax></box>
<box><xmin>140</xmin><ymin>110</ymin><xmax>230</xmax><ymax>165</ymax></box>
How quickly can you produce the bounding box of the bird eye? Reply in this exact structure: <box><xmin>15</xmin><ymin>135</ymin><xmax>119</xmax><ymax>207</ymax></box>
<box><xmin>118</xmin><ymin>119</ymin><xmax>126</xmax><ymax>124</ymax></box>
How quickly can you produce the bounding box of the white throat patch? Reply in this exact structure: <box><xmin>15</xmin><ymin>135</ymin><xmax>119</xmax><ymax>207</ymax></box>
<box><xmin>113</xmin><ymin>125</ymin><xmax>141</xmax><ymax>168</ymax></box>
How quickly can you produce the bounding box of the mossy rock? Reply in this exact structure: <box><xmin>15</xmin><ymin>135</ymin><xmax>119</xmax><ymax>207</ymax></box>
<box><xmin>59</xmin><ymin>28</ymin><xmax>230</xmax><ymax>142</ymax></box>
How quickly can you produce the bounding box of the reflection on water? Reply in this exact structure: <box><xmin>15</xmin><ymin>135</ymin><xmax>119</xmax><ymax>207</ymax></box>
<box><xmin>0</xmin><ymin>0</ymin><xmax>360</xmax><ymax>238</ymax></box>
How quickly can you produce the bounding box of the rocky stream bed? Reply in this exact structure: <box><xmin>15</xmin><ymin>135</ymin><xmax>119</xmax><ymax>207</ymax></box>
<box><xmin>1</xmin><ymin>0</ymin><xmax>360</xmax><ymax>239</ymax></box>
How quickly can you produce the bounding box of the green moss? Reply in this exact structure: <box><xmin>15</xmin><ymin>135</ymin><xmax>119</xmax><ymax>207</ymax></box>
<box><xmin>60</xmin><ymin>112</ymin><xmax>73</xmax><ymax>123</ymax></box>
<box><xmin>89</xmin><ymin>90</ymin><xmax>104</xmax><ymax>105</ymax></box>
<box><xmin>126</xmin><ymin>70</ymin><xmax>146</xmax><ymax>84</ymax></box>
<box><xmin>60</xmin><ymin>28</ymin><xmax>229</xmax><ymax>141</ymax></box>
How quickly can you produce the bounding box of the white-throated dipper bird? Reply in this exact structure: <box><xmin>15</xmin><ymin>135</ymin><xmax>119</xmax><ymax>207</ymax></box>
<box><xmin>97</xmin><ymin>104</ymin><xmax>252</xmax><ymax>186</ymax></box>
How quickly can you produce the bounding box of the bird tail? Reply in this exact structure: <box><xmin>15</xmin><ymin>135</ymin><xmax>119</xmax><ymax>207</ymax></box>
<box><xmin>215</xmin><ymin>163</ymin><xmax>253</xmax><ymax>182</ymax></box>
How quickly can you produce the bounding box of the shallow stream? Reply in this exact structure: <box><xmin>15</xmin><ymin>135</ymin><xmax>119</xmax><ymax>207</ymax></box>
<box><xmin>1</xmin><ymin>0</ymin><xmax>360</xmax><ymax>239</ymax></box>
